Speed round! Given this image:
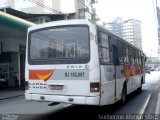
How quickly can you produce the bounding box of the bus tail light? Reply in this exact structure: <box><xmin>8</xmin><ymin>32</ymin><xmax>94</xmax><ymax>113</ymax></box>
<box><xmin>25</xmin><ymin>81</ymin><xmax>29</xmax><ymax>90</ymax></box>
<box><xmin>90</xmin><ymin>82</ymin><xmax>100</xmax><ymax>92</ymax></box>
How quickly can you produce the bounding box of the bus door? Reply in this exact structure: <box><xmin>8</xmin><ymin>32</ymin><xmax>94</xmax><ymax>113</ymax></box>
<box><xmin>112</xmin><ymin>45</ymin><xmax>119</xmax><ymax>100</ymax></box>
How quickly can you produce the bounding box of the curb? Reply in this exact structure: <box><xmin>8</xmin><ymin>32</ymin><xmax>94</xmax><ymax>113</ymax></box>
<box><xmin>155</xmin><ymin>92</ymin><xmax>160</xmax><ymax>114</ymax></box>
<box><xmin>0</xmin><ymin>94</ymin><xmax>24</xmax><ymax>100</ymax></box>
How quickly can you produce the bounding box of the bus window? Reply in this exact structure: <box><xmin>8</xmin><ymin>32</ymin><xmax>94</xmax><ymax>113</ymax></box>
<box><xmin>29</xmin><ymin>26</ymin><xmax>90</xmax><ymax>64</ymax></box>
<box><xmin>47</xmin><ymin>41</ymin><xmax>57</xmax><ymax>58</ymax></box>
<box><xmin>98</xmin><ymin>31</ymin><xmax>111</xmax><ymax>64</ymax></box>
<box><xmin>126</xmin><ymin>45</ymin><xmax>129</xmax><ymax>64</ymax></box>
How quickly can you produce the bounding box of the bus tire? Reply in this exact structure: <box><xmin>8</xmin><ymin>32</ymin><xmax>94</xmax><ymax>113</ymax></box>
<box><xmin>121</xmin><ymin>84</ymin><xmax>127</xmax><ymax>104</ymax></box>
<box><xmin>137</xmin><ymin>84</ymin><xmax>142</xmax><ymax>92</ymax></box>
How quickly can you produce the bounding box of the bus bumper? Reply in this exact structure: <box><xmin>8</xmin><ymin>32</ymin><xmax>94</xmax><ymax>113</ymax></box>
<box><xmin>25</xmin><ymin>93</ymin><xmax>100</xmax><ymax>105</ymax></box>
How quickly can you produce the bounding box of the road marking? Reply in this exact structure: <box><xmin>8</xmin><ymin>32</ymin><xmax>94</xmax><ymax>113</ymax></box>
<box><xmin>155</xmin><ymin>92</ymin><xmax>160</xmax><ymax>114</ymax></box>
<box><xmin>0</xmin><ymin>95</ymin><xmax>24</xmax><ymax>100</ymax></box>
<box><xmin>137</xmin><ymin>93</ymin><xmax>152</xmax><ymax>120</ymax></box>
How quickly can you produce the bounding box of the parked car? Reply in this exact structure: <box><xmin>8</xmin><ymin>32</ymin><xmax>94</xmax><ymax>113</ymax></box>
<box><xmin>0</xmin><ymin>78</ymin><xmax>8</xmax><ymax>89</ymax></box>
<box><xmin>145</xmin><ymin>68</ymin><xmax>150</xmax><ymax>74</ymax></box>
<box><xmin>155</xmin><ymin>68</ymin><xmax>160</xmax><ymax>71</ymax></box>
<box><xmin>150</xmin><ymin>68</ymin><xmax>155</xmax><ymax>71</ymax></box>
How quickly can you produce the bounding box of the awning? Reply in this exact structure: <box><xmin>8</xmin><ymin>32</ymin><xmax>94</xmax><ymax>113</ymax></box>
<box><xmin>0</xmin><ymin>11</ymin><xmax>36</xmax><ymax>30</ymax></box>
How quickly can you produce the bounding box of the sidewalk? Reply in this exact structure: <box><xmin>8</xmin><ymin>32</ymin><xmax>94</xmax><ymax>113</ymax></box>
<box><xmin>0</xmin><ymin>87</ymin><xmax>24</xmax><ymax>100</ymax></box>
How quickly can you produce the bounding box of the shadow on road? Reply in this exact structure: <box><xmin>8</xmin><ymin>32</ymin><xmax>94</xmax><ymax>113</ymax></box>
<box><xmin>30</xmin><ymin>90</ymin><xmax>143</xmax><ymax>120</ymax></box>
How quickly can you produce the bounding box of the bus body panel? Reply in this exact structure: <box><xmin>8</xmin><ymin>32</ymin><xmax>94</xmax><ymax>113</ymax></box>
<box><xmin>25</xmin><ymin>20</ymin><xmax>101</xmax><ymax>105</ymax></box>
<box><xmin>25</xmin><ymin>93</ymin><xmax>100</xmax><ymax>105</ymax></box>
<box><xmin>27</xmin><ymin>80</ymin><xmax>90</xmax><ymax>96</ymax></box>
<box><xmin>100</xmin><ymin>65</ymin><xmax>126</xmax><ymax>105</ymax></box>
<box><xmin>100</xmin><ymin>65</ymin><xmax>115</xmax><ymax>105</ymax></box>
<box><xmin>127</xmin><ymin>74</ymin><xmax>143</xmax><ymax>94</ymax></box>
<box><xmin>26</xmin><ymin>64</ymin><xmax>92</xmax><ymax>96</ymax></box>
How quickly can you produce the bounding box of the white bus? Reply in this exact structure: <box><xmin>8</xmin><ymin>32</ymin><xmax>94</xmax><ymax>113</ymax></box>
<box><xmin>25</xmin><ymin>19</ymin><xmax>146</xmax><ymax>106</ymax></box>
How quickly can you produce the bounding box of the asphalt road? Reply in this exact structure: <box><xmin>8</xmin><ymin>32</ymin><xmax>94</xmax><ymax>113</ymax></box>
<box><xmin>0</xmin><ymin>71</ymin><xmax>160</xmax><ymax>120</ymax></box>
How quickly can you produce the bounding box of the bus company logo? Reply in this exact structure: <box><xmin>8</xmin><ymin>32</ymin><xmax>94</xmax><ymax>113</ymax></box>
<box><xmin>29</xmin><ymin>69</ymin><xmax>55</xmax><ymax>81</ymax></box>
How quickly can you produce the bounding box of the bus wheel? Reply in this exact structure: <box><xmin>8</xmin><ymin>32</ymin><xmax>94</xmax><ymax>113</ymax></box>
<box><xmin>121</xmin><ymin>85</ymin><xmax>127</xmax><ymax>104</ymax></box>
<box><xmin>137</xmin><ymin>84</ymin><xmax>142</xmax><ymax>92</ymax></box>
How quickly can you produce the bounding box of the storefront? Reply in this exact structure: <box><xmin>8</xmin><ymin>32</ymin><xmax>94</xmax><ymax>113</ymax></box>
<box><xmin>0</xmin><ymin>11</ymin><xmax>35</xmax><ymax>88</ymax></box>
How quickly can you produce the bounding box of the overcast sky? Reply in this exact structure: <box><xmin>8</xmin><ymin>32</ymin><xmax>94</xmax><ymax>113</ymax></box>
<box><xmin>96</xmin><ymin>0</ymin><xmax>159</xmax><ymax>57</ymax></box>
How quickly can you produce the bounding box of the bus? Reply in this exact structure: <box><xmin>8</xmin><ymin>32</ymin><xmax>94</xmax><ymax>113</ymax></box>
<box><xmin>25</xmin><ymin>19</ymin><xmax>146</xmax><ymax>106</ymax></box>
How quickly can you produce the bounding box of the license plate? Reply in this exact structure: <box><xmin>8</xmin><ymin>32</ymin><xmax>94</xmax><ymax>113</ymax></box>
<box><xmin>49</xmin><ymin>85</ymin><xmax>64</xmax><ymax>90</ymax></box>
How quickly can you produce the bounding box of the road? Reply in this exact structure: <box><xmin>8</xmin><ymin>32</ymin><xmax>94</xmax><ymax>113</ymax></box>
<box><xmin>0</xmin><ymin>71</ymin><xmax>160</xmax><ymax>120</ymax></box>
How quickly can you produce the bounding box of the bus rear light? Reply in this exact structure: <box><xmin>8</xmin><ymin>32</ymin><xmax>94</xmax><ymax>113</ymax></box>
<box><xmin>90</xmin><ymin>82</ymin><xmax>100</xmax><ymax>92</ymax></box>
<box><xmin>25</xmin><ymin>81</ymin><xmax>29</xmax><ymax>90</ymax></box>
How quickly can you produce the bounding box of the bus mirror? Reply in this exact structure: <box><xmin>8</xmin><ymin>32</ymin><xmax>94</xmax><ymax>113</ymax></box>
<box><xmin>144</xmin><ymin>57</ymin><xmax>147</xmax><ymax>62</ymax></box>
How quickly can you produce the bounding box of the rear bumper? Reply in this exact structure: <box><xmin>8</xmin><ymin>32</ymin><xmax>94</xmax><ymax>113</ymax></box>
<box><xmin>25</xmin><ymin>93</ymin><xmax>100</xmax><ymax>105</ymax></box>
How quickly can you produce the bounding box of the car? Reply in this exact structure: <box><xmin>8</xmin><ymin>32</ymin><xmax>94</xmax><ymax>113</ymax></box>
<box><xmin>145</xmin><ymin>68</ymin><xmax>150</xmax><ymax>74</ymax></box>
<box><xmin>155</xmin><ymin>68</ymin><xmax>160</xmax><ymax>71</ymax></box>
<box><xmin>150</xmin><ymin>68</ymin><xmax>155</xmax><ymax>71</ymax></box>
<box><xmin>0</xmin><ymin>78</ymin><xmax>8</xmax><ymax>89</ymax></box>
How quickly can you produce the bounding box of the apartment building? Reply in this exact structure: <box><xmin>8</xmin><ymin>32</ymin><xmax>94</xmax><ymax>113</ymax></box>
<box><xmin>105</xmin><ymin>18</ymin><xmax>142</xmax><ymax>50</ymax></box>
<box><xmin>123</xmin><ymin>19</ymin><xmax>142</xmax><ymax>50</ymax></box>
<box><xmin>105</xmin><ymin>17</ymin><xmax>123</xmax><ymax>38</ymax></box>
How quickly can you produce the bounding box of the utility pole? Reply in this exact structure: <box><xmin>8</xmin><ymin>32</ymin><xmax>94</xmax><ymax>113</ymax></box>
<box><xmin>156</xmin><ymin>0</ymin><xmax>160</xmax><ymax>55</ymax></box>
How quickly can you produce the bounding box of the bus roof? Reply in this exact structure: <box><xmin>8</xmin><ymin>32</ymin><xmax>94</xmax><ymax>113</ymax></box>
<box><xmin>28</xmin><ymin>19</ymin><xmax>94</xmax><ymax>31</ymax></box>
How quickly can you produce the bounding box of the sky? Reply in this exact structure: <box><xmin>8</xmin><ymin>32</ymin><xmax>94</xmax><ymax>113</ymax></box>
<box><xmin>96</xmin><ymin>0</ymin><xmax>160</xmax><ymax>57</ymax></box>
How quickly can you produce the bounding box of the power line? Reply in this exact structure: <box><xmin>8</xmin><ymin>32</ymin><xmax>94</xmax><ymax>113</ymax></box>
<box><xmin>27</xmin><ymin>0</ymin><xmax>61</xmax><ymax>14</ymax></box>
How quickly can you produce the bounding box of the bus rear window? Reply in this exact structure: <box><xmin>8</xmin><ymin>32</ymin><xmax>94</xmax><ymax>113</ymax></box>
<box><xmin>28</xmin><ymin>26</ymin><xmax>90</xmax><ymax>64</ymax></box>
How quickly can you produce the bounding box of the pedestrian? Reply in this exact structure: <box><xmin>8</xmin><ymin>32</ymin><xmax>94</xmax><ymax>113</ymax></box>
<box><xmin>14</xmin><ymin>72</ymin><xmax>19</xmax><ymax>87</ymax></box>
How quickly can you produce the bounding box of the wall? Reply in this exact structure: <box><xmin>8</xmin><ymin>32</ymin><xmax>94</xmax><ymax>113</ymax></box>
<box><xmin>2</xmin><ymin>38</ymin><xmax>19</xmax><ymax>52</ymax></box>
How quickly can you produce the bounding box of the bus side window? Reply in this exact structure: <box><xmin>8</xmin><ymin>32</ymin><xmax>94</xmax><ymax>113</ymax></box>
<box><xmin>126</xmin><ymin>45</ymin><xmax>129</xmax><ymax>64</ymax></box>
<box><xmin>98</xmin><ymin>31</ymin><xmax>111</xmax><ymax>64</ymax></box>
<box><xmin>112</xmin><ymin>45</ymin><xmax>119</xmax><ymax>65</ymax></box>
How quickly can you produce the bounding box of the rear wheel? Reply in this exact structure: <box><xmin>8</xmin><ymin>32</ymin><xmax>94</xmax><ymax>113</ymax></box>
<box><xmin>137</xmin><ymin>85</ymin><xmax>142</xmax><ymax>92</ymax></box>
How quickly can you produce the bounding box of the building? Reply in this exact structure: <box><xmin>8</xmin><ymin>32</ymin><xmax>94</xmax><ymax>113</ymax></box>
<box><xmin>105</xmin><ymin>18</ymin><xmax>142</xmax><ymax>50</ymax></box>
<box><xmin>2</xmin><ymin>0</ymin><xmax>97</xmax><ymax>22</ymax></box>
<box><xmin>74</xmin><ymin>0</ymin><xmax>97</xmax><ymax>20</ymax></box>
<box><xmin>105</xmin><ymin>17</ymin><xmax>123</xmax><ymax>38</ymax></box>
<box><xmin>0</xmin><ymin>10</ymin><xmax>35</xmax><ymax>87</ymax></box>
<box><xmin>3</xmin><ymin>0</ymin><xmax>61</xmax><ymax>14</ymax></box>
<box><xmin>0</xmin><ymin>0</ymin><xmax>98</xmax><ymax>88</ymax></box>
<box><xmin>0</xmin><ymin>1</ymin><xmax>67</xmax><ymax>88</ymax></box>
<box><xmin>146</xmin><ymin>57</ymin><xmax>160</xmax><ymax>69</ymax></box>
<box><xmin>123</xmin><ymin>19</ymin><xmax>142</xmax><ymax>50</ymax></box>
